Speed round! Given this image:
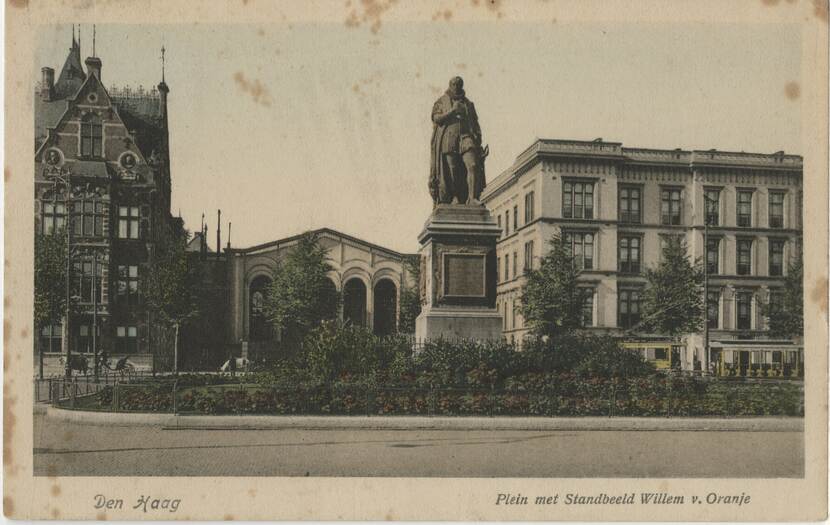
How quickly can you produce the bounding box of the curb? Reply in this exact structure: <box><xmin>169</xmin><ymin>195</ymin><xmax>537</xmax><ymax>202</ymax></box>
<box><xmin>44</xmin><ymin>406</ymin><xmax>804</xmax><ymax>432</ymax></box>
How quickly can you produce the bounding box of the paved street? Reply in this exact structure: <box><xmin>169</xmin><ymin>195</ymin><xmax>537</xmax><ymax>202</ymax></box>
<box><xmin>33</xmin><ymin>413</ymin><xmax>803</xmax><ymax>477</ymax></box>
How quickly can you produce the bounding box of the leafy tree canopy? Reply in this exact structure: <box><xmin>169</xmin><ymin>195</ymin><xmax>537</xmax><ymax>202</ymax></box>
<box><xmin>520</xmin><ymin>232</ymin><xmax>586</xmax><ymax>338</ymax></box>
<box><xmin>34</xmin><ymin>229</ymin><xmax>69</xmax><ymax>328</ymax></box>
<box><xmin>762</xmin><ymin>246</ymin><xmax>803</xmax><ymax>339</ymax></box>
<box><xmin>262</xmin><ymin>232</ymin><xmax>340</xmax><ymax>348</ymax></box>
<box><xmin>640</xmin><ymin>235</ymin><xmax>704</xmax><ymax>337</ymax></box>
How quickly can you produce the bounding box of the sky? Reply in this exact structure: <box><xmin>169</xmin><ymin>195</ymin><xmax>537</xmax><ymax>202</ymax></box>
<box><xmin>36</xmin><ymin>20</ymin><xmax>802</xmax><ymax>253</ymax></box>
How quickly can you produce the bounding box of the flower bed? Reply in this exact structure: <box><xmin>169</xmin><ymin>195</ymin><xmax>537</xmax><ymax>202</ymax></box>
<box><xmin>80</xmin><ymin>375</ymin><xmax>803</xmax><ymax>417</ymax></box>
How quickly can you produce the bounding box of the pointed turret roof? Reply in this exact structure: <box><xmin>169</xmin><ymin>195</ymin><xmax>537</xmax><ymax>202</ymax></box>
<box><xmin>54</xmin><ymin>33</ymin><xmax>85</xmax><ymax>99</ymax></box>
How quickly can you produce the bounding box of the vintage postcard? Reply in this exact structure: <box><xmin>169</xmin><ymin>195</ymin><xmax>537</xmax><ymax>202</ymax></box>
<box><xmin>4</xmin><ymin>0</ymin><xmax>828</xmax><ymax>521</ymax></box>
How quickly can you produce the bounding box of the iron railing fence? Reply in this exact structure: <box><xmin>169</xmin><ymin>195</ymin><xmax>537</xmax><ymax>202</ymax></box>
<box><xmin>48</xmin><ymin>380</ymin><xmax>804</xmax><ymax>418</ymax></box>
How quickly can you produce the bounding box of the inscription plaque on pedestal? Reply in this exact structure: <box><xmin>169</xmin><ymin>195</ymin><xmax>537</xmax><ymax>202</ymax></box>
<box><xmin>442</xmin><ymin>253</ymin><xmax>486</xmax><ymax>298</ymax></box>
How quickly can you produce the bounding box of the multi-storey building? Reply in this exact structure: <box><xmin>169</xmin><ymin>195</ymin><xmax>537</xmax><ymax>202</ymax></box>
<box><xmin>34</xmin><ymin>32</ymin><xmax>177</xmax><ymax>370</ymax></box>
<box><xmin>482</xmin><ymin>138</ymin><xmax>803</xmax><ymax>375</ymax></box>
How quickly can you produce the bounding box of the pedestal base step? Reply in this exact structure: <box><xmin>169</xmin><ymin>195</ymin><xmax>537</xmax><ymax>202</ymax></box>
<box><xmin>414</xmin><ymin>307</ymin><xmax>503</xmax><ymax>342</ymax></box>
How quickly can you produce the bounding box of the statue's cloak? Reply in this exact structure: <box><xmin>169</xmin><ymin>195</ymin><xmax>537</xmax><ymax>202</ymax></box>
<box><xmin>429</xmin><ymin>92</ymin><xmax>485</xmax><ymax>204</ymax></box>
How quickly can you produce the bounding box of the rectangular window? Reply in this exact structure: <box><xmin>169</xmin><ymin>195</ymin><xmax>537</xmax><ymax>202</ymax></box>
<box><xmin>504</xmin><ymin>253</ymin><xmax>509</xmax><ymax>281</ymax></box>
<box><xmin>707</xmin><ymin>290</ymin><xmax>720</xmax><ymax>329</ymax></box>
<box><xmin>117</xmin><ymin>265</ymin><xmax>139</xmax><ymax>305</ymax></box>
<box><xmin>496</xmin><ymin>256</ymin><xmax>500</xmax><ymax>282</ymax></box>
<box><xmin>618</xmin><ymin>289</ymin><xmax>641</xmax><ymax>329</ymax></box>
<box><xmin>769</xmin><ymin>192</ymin><xmax>785</xmax><ymax>228</ymax></box>
<box><xmin>769</xmin><ymin>239</ymin><xmax>785</xmax><ymax>276</ymax></box>
<box><xmin>80</xmin><ymin>115</ymin><xmax>103</xmax><ymax>157</ymax></box>
<box><xmin>497</xmin><ymin>215</ymin><xmax>502</xmax><ymax>235</ymax></box>
<box><xmin>73</xmin><ymin>257</ymin><xmax>103</xmax><ymax>304</ymax></box>
<box><xmin>41</xmin><ymin>200</ymin><xmax>66</xmax><ymax>235</ymax></box>
<box><xmin>564</xmin><ymin>232</ymin><xmax>594</xmax><ymax>270</ymax></box>
<box><xmin>39</xmin><ymin>324</ymin><xmax>63</xmax><ymax>354</ymax></box>
<box><xmin>618</xmin><ymin>186</ymin><xmax>641</xmax><ymax>223</ymax></box>
<box><xmin>511</xmin><ymin>300</ymin><xmax>516</xmax><ymax>330</ymax></box>
<box><xmin>737</xmin><ymin>191</ymin><xmax>753</xmax><ymax>227</ymax></box>
<box><xmin>513</xmin><ymin>251</ymin><xmax>518</xmax><ymax>278</ymax></box>
<box><xmin>736</xmin><ymin>292</ymin><xmax>752</xmax><ymax>330</ymax></box>
<box><xmin>524</xmin><ymin>191</ymin><xmax>535</xmax><ymax>223</ymax></box>
<box><xmin>660</xmin><ymin>188</ymin><xmax>682</xmax><ymax>225</ymax></box>
<box><xmin>523</xmin><ymin>241</ymin><xmax>534</xmax><ymax>272</ymax></box>
<box><xmin>73</xmin><ymin>200</ymin><xmax>104</xmax><ymax>237</ymax></box>
<box><xmin>116</xmin><ymin>326</ymin><xmax>138</xmax><ymax>353</ymax></box>
<box><xmin>704</xmin><ymin>188</ymin><xmax>720</xmax><ymax>226</ymax></box>
<box><xmin>737</xmin><ymin>239</ymin><xmax>753</xmax><ymax>275</ymax></box>
<box><xmin>618</xmin><ymin>236</ymin><xmax>641</xmax><ymax>274</ymax></box>
<box><xmin>513</xmin><ymin>205</ymin><xmax>519</xmax><ymax>230</ymax></box>
<box><xmin>504</xmin><ymin>211</ymin><xmax>510</xmax><ymax>236</ymax></box>
<box><xmin>582</xmin><ymin>289</ymin><xmax>594</xmax><ymax>327</ymax></box>
<box><xmin>706</xmin><ymin>237</ymin><xmax>720</xmax><ymax>275</ymax></box>
<box><xmin>562</xmin><ymin>181</ymin><xmax>594</xmax><ymax>219</ymax></box>
<box><xmin>118</xmin><ymin>206</ymin><xmax>140</xmax><ymax>239</ymax></box>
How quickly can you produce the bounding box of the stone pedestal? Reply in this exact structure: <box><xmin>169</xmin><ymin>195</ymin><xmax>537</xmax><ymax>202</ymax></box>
<box><xmin>414</xmin><ymin>204</ymin><xmax>502</xmax><ymax>341</ymax></box>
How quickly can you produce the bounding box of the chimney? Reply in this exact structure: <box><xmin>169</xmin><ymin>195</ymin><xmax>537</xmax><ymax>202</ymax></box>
<box><xmin>227</xmin><ymin>222</ymin><xmax>232</xmax><ymax>250</ymax></box>
<box><xmin>216</xmin><ymin>209</ymin><xmax>222</xmax><ymax>258</ymax></box>
<box><xmin>85</xmin><ymin>56</ymin><xmax>102</xmax><ymax>81</ymax></box>
<box><xmin>41</xmin><ymin>67</ymin><xmax>54</xmax><ymax>101</ymax></box>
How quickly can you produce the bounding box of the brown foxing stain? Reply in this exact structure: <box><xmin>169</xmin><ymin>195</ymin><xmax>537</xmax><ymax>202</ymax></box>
<box><xmin>223</xmin><ymin>514</ymin><xmax>235</xmax><ymax>520</ymax></box>
<box><xmin>811</xmin><ymin>277</ymin><xmax>828</xmax><ymax>314</ymax></box>
<box><xmin>344</xmin><ymin>0</ymin><xmax>399</xmax><ymax>34</ymax></box>
<box><xmin>233</xmin><ymin>72</ymin><xmax>273</xmax><ymax>107</ymax></box>
<box><xmin>46</xmin><ymin>464</ymin><xmax>58</xmax><ymax>479</ymax></box>
<box><xmin>96</xmin><ymin>512</ymin><xmax>107</xmax><ymax>520</ymax></box>
<box><xmin>257</xmin><ymin>28</ymin><xmax>265</xmax><ymax>37</ymax></box>
<box><xmin>456</xmin><ymin>63</ymin><xmax>467</xmax><ymax>70</ymax></box>
<box><xmin>4</xmin><ymin>390</ymin><xmax>16</xmax><ymax>474</ymax></box>
<box><xmin>7</xmin><ymin>0</ymin><xmax>29</xmax><ymax>8</ymax></box>
<box><xmin>784</xmin><ymin>81</ymin><xmax>800</xmax><ymax>100</ymax></box>
<box><xmin>247</xmin><ymin>489</ymin><xmax>257</xmax><ymax>497</ymax></box>
<box><xmin>3</xmin><ymin>168</ymin><xmax>9</xmax><ymax>183</ymax></box>
<box><xmin>19</xmin><ymin>327</ymin><xmax>28</xmax><ymax>339</ymax></box>
<box><xmin>471</xmin><ymin>0</ymin><xmax>504</xmax><ymax>18</ymax></box>
<box><xmin>3</xmin><ymin>497</ymin><xmax>14</xmax><ymax>518</ymax></box>
<box><xmin>432</xmin><ymin>9</ymin><xmax>453</xmax><ymax>21</ymax></box>
<box><xmin>814</xmin><ymin>0</ymin><xmax>829</xmax><ymax>20</ymax></box>
<box><xmin>50</xmin><ymin>508</ymin><xmax>60</xmax><ymax>519</ymax></box>
<box><xmin>50</xmin><ymin>485</ymin><xmax>61</xmax><ymax>497</ymax></box>
<box><xmin>761</xmin><ymin>0</ymin><xmax>781</xmax><ymax>5</ymax></box>
<box><xmin>3</xmin><ymin>297</ymin><xmax>9</xmax><ymax>309</ymax></box>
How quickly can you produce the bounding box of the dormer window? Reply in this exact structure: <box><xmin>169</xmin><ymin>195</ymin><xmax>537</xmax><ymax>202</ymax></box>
<box><xmin>80</xmin><ymin>113</ymin><xmax>103</xmax><ymax>157</ymax></box>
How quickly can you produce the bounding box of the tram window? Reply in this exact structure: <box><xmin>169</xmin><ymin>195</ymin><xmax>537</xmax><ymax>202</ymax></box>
<box><xmin>654</xmin><ymin>348</ymin><xmax>668</xmax><ymax>360</ymax></box>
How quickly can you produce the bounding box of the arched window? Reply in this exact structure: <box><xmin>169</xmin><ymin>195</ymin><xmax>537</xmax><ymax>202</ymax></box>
<box><xmin>80</xmin><ymin>113</ymin><xmax>103</xmax><ymax>157</ymax></box>
<box><xmin>249</xmin><ymin>275</ymin><xmax>273</xmax><ymax>341</ymax></box>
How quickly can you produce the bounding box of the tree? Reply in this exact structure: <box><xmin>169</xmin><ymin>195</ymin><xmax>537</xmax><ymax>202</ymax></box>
<box><xmin>397</xmin><ymin>255</ymin><xmax>421</xmax><ymax>334</ymax></box>
<box><xmin>262</xmin><ymin>232</ymin><xmax>340</xmax><ymax>351</ymax></box>
<box><xmin>762</xmin><ymin>247</ymin><xmax>803</xmax><ymax>338</ymax></box>
<box><xmin>34</xmin><ymin>229</ymin><xmax>69</xmax><ymax>353</ymax></box>
<box><xmin>142</xmin><ymin>227</ymin><xmax>202</xmax><ymax>372</ymax></box>
<box><xmin>640</xmin><ymin>235</ymin><xmax>704</xmax><ymax>337</ymax></box>
<box><xmin>520</xmin><ymin>232</ymin><xmax>586</xmax><ymax>338</ymax></box>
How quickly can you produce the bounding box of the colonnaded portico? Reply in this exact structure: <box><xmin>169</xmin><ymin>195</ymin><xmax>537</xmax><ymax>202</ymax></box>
<box><xmin>225</xmin><ymin>228</ymin><xmax>417</xmax><ymax>357</ymax></box>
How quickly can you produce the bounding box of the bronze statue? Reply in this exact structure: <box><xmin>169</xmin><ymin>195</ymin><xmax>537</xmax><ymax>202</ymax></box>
<box><xmin>429</xmin><ymin>77</ymin><xmax>488</xmax><ymax>206</ymax></box>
